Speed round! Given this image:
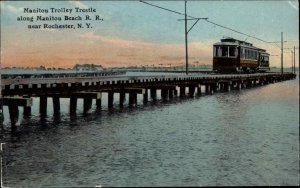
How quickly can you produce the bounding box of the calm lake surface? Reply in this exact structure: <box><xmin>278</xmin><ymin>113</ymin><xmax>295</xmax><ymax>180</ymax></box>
<box><xmin>1</xmin><ymin>72</ymin><xmax>299</xmax><ymax>187</ymax></box>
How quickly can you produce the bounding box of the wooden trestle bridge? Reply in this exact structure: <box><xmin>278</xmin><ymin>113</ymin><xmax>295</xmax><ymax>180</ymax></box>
<box><xmin>0</xmin><ymin>72</ymin><xmax>296</xmax><ymax>131</ymax></box>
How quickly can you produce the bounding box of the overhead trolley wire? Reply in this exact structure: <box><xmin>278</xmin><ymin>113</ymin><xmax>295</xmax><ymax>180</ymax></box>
<box><xmin>204</xmin><ymin>19</ymin><xmax>269</xmax><ymax>43</ymax></box>
<box><xmin>140</xmin><ymin>0</ymin><xmax>181</xmax><ymax>15</ymax></box>
<box><xmin>140</xmin><ymin>0</ymin><xmax>281</xmax><ymax>49</ymax></box>
<box><xmin>140</xmin><ymin>0</ymin><xmax>194</xmax><ymax>18</ymax></box>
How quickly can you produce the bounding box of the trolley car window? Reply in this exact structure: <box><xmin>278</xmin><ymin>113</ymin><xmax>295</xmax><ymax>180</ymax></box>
<box><xmin>217</xmin><ymin>46</ymin><xmax>222</xmax><ymax>57</ymax></box>
<box><xmin>245</xmin><ymin>49</ymin><xmax>257</xmax><ymax>60</ymax></box>
<box><xmin>263</xmin><ymin>56</ymin><xmax>269</xmax><ymax>62</ymax></box>
<box><xmin>265</xmin><ymin>56</ymin><xmax>269</xmax><ymax>61</ymax></box>
<box><xmin>214</xmin><ymin>46</ymin><xmax>223</xmax><ymax>57</ymax></box>
<box><xmin>240</xmin><ymin>48</ymin><xmax>245</xmax><ymax>59</ymax></box>
<box><xmin>229</xmin><ymin>47</ymin><xmax>236</xmax><ymax>57</ymax></box>
<box><xmin>221</xmin><ymin>46</ymin><xmax>228</xmax><ymax>57</ymax></box>
<box><xmin>214</xmin><ymin>46</ymin><xmax>222</xmax><ymax>57</ymax></box>
<box><xmin>214</xmin><ymin>46</ymin><xmax>238</xmax><ymax>57</ymax></box>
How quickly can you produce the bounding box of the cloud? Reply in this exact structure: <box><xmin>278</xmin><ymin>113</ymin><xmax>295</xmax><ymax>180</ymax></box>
<box><xmin>80</xmin><ymin>32</ymin><xmax>155</xmax><ymax>49</ymax></box>
<box><xmin>68</xmin><ymin>1</ymin><xmax>88</xmax><ymax>9</ymax></box>
<box><xmin>85</xmin><ymin>33</ymin><xmax>212</xmax><ymax>65</ymax></box>
<box><xmin>4</xmin><ymin>4</ymin><xmax>23</xmax><ymax>14</ymax></box>
<box><xmin>2</xmin><ymin>30</ymin><xmax>220</xmax><ymax>68</ymax></box>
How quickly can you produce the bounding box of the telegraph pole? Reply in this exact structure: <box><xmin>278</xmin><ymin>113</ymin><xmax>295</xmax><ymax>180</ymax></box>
<box><xmin>291</xmin><ymin>50</ymin><xmax>293</xmax><ymax>73</ymax></box>
<box><xmin>140</xmin><ymin>0</ymin><xmax>207</xmax><ymax>75</ymax></box>
<box><xmin>185</xmin><ymin>0</ymin><xmax>188</xmax><ymax>75</ymax></box>
<box><xmin>281</xmin><ymin>32</ymin><xmax>283</xmax><ymax>74</ymax></box>
<box><xmin>294</xmin><ymin>46</ymin><xmax>296</xmax><ymax>74</ymax></box>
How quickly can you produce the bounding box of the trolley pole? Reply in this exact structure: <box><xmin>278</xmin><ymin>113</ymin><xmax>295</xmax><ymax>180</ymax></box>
<box><xmin>281</xmin><ymin>32</ymin><xmax>283</xmax><ymax>74</ymax></box>
<box><xmin>185</xmin><ymin>0</ymin><xmax>188</xmax><ymax>75</ymax></box>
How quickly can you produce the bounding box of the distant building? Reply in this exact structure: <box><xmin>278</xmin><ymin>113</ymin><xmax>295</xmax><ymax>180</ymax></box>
<box><xmin>73</xmin><ymin>64</ymin><xmax>104</xmax><ymax>71</ymax></box>
<box><xmin>38</xmin><ymin>66</ymin><xmax>46</xmax><ymax>70</ymax></box>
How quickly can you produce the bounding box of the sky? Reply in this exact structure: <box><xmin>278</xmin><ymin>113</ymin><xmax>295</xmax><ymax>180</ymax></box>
<box><xmin>1</xmin><ymin>0</ymin><xmax>299</xmax><ymax>68</ymax></box>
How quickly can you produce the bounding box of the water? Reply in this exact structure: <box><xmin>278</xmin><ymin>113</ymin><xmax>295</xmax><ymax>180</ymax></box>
<box><xmin>1</xmin><ymin>73</ymin><xmax>299</xmax><ymax>187</ymax></box>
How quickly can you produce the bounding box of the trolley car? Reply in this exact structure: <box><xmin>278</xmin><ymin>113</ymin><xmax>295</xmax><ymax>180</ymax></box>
<box><xmin>213</xmin><ymin>38</ymin><xmax>270</xmax><ymax>73</ymax></box>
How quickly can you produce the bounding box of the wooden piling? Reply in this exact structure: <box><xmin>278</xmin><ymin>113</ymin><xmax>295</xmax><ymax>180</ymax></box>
<box><xmin>161</xmin><ymin>89</ymin><xmax>168</xmax><ymax>100</ymax></box>
<box><xmin>238</xmin><ymin>83</ymin><xmax>242</xmax><ymax>90</ymax></box>
<box><xmin>222</xmin><ymin>83</ymin><xmax>225</xmax><ymax>91</ymax></box>
<box><xmin>1</xmin><ymin>97</ymin><xmax>31</xmax><ymax>131</ymax></box>
<box><xmin>0</xmin><ymin>104</ymin><xmax>3</xmax><ymax>124</ymax></box>
<box><xmin>108</xmin><ymin>91</ymin><xmax>114</xmax><ymax>108</ymax></box>
<box><xmin>168</xmin><ymin>89</ymin><xmax>173</xmax><ymax>99</ymax></box>
<box><xmin>69</xmin><ymin>92</ymin><xmax>101</xmax><ymax>112</ymax></box>
<box><xmin>174</xmin><ymin>88</ymin><xmax>178</xmax><ymax>96</ymax></box>
<box><xmin>180</xmin><ymin>86</ymin><xmax>185</xmax><ymax>97</ymax></box>
<box><xmin>39</xmin><ymin>96</ymin><xmax>47</xmax><ymax>117</ymax></box>
<box><xmin>119</xmin><ymin>91</ymin><xmax>126</xmax><ymax>108</ymax></box>
<box><xmin>0</xmin><ymin>110</ymin><xmax>3</xmax><ymax>131</ymax></box>
<box><xmin>216</xmin><ymin>83</ymin><xmax>220</xmax><ymax>92</ymax></box>
<box><xmin>196</xmin><ymin>85</ymin><xmax>201</xmax><ymax>96</ymax></box>
<box><xmin>52</xmin><ymin>96</ymin><xmax>60</xmax><ymax>115</ymax></box>
<box><xmin>70</xmin><ymin>95</ymin><xmax>77</xmax><ymax>114</ymax></box>
<box><xmin>8</xmin><ymin>105</ymin><xmax>19</xmax><ymax>132</ymax></box>
<box><xmin>150</xmin><ymin>88</ymin><xmax>157</xmax><ymax>101</ymax></box>
<box><xmin>227</xmin><ymin>84</ymin><xmax>231</xmax><ymax>92</ymax></box>
<box><xmin>129</xmin><ymin>92</ymin><xmax>137</xmax><ymax>107</ymax></box>
<box><xmin>83</xmin><ymin>97</ymin><xmax>93</xmax><ymax>113</ymax></box>
<box><xmin>210</xmin><ymin>84</ymin><xmax>215</xmax><ymax>94</ymax></box>
<box><xmin>23</xmin><ymin>106</ymin><xmax>31</xmax><ymax>117</ymax></box>
<box><xmin>205</xmin><ymin>84</ymin><xmax>210</xmax><ymax>94</ymax></box>
<box><xmin>96</xmin><ymin>98</ymin><xmax>101</xmax><ymax>110</ymax></box>
<box><xmin>143</xmin><ymin>89</ymin><xmax>148</xmax><ymax>104</ymax></box>
<box><xmin>189</xmin><ymin>86</ymin><xmax>195</xmax><ymax>97</ymax></box>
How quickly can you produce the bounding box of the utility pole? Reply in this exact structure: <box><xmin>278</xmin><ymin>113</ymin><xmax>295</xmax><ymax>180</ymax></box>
<box><xmin>291</xmin><ymin>50</ymin><xmax>293</xmax><ymax>73</ymax></box>
<box><xmin>185</xmin><ymin>0</ymin><xmax>188</xmax><ymax>75</ymax></box>
<box><xmin>294</xmin><ymin>46</ymin><xmax>296</xmax><ymax>74</ymax></box>
<box><xmin>141</xmin><ymin>0</ymin><xmax>207</xmax><ymax>75</ymax></box>
<box><xmin>281</xmin><ymin>32</ymin><xmax>283</xmax><ymax>74</ymax></box>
